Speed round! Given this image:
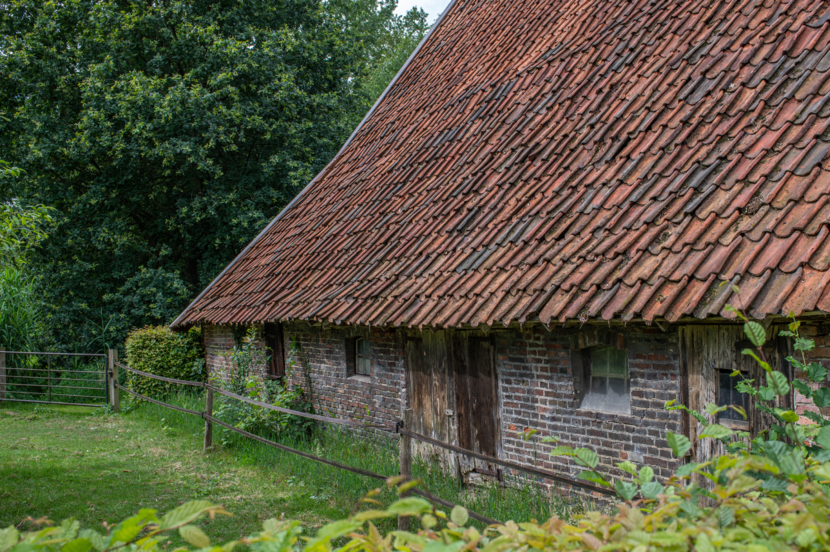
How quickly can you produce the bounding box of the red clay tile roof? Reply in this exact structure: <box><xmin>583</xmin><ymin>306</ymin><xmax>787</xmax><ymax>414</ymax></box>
<box><xmin>174</xmin><ymin>0</ymin><xmax>830</xmax><ymax>329</ymax></box>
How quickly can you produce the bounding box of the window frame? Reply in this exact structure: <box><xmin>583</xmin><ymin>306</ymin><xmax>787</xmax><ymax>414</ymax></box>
<box><xmin>264</xmin><ymin>322</ymin><xmax>285</xmax><ymax>380</ymax></box>
<box><xmin>716</xmin><ymin>367</ymin><xmax>750</xmax><ymax>429</ymax></box>
<box><xmin>578</xmin><ymin>345</ymin><xmax>631</xmax><ymax>414</ymax></box>
<box><xmin>346</xmin><ymin>336</ymin><xmax>371</xmax><ymax>378</ymax></box>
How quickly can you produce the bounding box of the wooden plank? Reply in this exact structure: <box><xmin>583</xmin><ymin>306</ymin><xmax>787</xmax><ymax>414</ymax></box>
<box><xmin>0</xmin><ymin>347</ymin><xmax>5</xmax><ymax>401</ymax></box>
<box><xmin>204</xmin><ymin>386</ymin><xmax>214</xmax><ymax>451</ymax></box>
<box><xmin>398</xmin><ymin>408</ymin><xmax>414</xmax><ymax>531</ymax></box>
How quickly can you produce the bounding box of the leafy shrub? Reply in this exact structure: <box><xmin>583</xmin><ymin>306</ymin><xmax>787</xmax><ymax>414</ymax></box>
<box><xmin>124</xmin><ymin>325</ymin><xmax>204</xmax><ymax>398</ymax></box>
<box><xmin>215</xmin><ymin>327</ymin><xmax>315</xmax><ymax>442</ymax></box>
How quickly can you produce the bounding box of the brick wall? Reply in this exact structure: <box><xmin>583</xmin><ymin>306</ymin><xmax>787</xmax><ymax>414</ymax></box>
<box><xmin>203</xmin><ymin>324</ymin><xmax>269</xmax><ymax>386</ymax></box>
<box><xmin>495</xmin><ymin>325</ymin><xmax>682</xmax><ymax>489</ymax></box>
<box><xmin>282</xmin><ymin>323</ymin><xmax>406</xmax><ymax>429</ymax></box>
<box><xmin>202</xmin><ymin>321</ymin><xmax>687</xmax><ymax>489</ymax></box>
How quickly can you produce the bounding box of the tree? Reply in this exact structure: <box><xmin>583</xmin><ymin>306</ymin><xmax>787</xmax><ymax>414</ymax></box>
<box><xmin>0</xmin><ymin>0</ymin><xmax>427</xmax><ymax>349</ymax></box>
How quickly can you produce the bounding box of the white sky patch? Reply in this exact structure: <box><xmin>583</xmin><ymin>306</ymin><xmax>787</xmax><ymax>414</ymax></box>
<box><xmin>395</xmin><ymin>0</ymin><xmax>452</xmax><ymax>22</ymax></box>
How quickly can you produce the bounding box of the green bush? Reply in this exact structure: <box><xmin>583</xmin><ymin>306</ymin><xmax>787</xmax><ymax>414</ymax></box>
<box><xmin>214</xmin><ymin>327</ymin><xmax>315</xmax><ymax>442</ymax></box>
<box><xmin>124</xmin><ymin>325</ymin><xmax>204</xmax><ymax>398</ymax></box>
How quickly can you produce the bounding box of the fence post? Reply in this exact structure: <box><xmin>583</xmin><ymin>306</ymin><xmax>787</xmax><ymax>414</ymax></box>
<box><xmin>108</xmin><ymin>349</ymin><xmax>120</xmax><ymax>413</ymax></box>
<box><xmin>0</xmin><ymin>347</ymin><xmax>5</xmax><ymax>401</ymax></box>
<box><xmin>398</xmin><ymin>408</ymin><xmax>414</xmax><ymax>531</ymax></box>
<box><xmin>203</xmin><ymin>386</ymin><xmax>213</xmax><ymax>452</ymax></box>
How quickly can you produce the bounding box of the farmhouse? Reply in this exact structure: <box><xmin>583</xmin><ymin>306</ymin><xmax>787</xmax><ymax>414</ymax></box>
<box><xmin>173</xmin><ymin>0</ymin><xmax>830</xmax><ymax>487</ymax></box>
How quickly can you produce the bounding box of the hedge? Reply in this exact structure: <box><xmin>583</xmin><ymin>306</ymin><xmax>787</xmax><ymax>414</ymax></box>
<box><xmin>124</xmin><ymin>325</ymin><xmax>204</xmax><ymax>398</ymax></box>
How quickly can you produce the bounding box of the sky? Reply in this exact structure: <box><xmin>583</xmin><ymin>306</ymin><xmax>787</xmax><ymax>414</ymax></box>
<box><xmin>394</xmin><ymin>0</ymin><xmax>451</xmax><ymax>22</ymax></box>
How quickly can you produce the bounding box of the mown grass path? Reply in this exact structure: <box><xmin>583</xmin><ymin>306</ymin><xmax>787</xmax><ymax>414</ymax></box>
<box><xmin>0</xmin><ymin>403</ymin><xmax>361</xmax><ymax>542</ymax></box>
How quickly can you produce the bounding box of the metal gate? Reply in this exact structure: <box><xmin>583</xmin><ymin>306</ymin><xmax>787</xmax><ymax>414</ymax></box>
<box><xmin>0</xmin><ymin>351</ymin><xmax>108</xmax><ymax>407</ymax></box>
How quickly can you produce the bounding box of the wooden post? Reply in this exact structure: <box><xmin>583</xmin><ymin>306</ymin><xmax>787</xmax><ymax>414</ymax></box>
<box><xmin>203</xmin><ymin>386</ymin><xmax>214</xmax><ymax>452</ymax></box>
<box><xmin>0</xmin><ymin>347</ymin><xmax>5</xmax><ymax>401</ymax></box>
<box><xmin>398</xmin><ymin>408</ymin><xmax>414</xmax><ymax>531</ymax></box>
<box><xmin>108</xmin><ymin>349</ymin><xmax>120</xmax><ymax>413</ymax></box>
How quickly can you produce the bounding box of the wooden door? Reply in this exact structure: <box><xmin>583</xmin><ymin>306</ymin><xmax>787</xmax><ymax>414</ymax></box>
<box><xmin>679</xmin><ymin>325</ymin><xmax>790</xmax><ymax>466</ymax></box>
<box><xmin>404</xmin><ymin>329</ymin><xmax>451</xmax><ymax>442</ymax></box>
<box><xmin>453</xmin><ymin>332</ymin><xmax>499</xmax><ymax>473</ymax></box>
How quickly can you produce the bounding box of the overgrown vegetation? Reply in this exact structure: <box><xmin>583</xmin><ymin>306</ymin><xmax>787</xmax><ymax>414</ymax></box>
<box><xmin>124</xmin><ymin>326</ymin><xmax>204</xmax><ymax>398</ymax></box>
<box><xmin>214</xmin><ymin>327</ymin><xmax>315</xmax><ymax>441</ymax></box>
<box><xmin>0</xmin><ymin>0</ymin><xmax>428</xmax><ymax>352</ymax></box>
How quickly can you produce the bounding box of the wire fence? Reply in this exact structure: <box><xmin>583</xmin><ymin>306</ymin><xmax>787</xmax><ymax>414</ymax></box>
<box><xmin>0</xmin><ymin>350</ymin><xmax>108</xmax><ymax>408</ymax></box>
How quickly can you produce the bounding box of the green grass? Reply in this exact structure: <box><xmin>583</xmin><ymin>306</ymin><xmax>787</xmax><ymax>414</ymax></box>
<box><xmin>0</xmin><ymin>393</ymin><xmax>589</xmax><ymax>542</ymax></box>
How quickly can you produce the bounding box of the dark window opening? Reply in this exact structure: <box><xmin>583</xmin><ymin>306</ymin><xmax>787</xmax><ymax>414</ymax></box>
<box><xmin>264</xmin><ymin>322</ymin><xmax>285</xmax><ymax>379</ymax></box>
<box><xmin>346</xmin><ymin>337</ymin><xmax>371</xmax><ymax>377</ymax></box>
<box><xmin>579</xmin><ymin>346</ymin><xmax>630</xmax><ymax>413</ymax></box>
<box><xmin>718</xmin><ymin>369</ymin><xmax>749</xmax><ymax>423</ymax></box>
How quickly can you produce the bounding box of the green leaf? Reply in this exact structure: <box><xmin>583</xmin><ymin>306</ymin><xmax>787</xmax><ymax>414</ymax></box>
<box><xmin>760</xmin><ymin>476</ymin><xmax>790</xmax><ymax>493</ymax></box>
<box><xmin>794</xmin><ymin>337</ymin><xmax>815</xmax><ymax>352</ymax></box>
<box><xmin>736</xmin><ymin>379</ymin><xmax>757</xmax><ymax>395</ymax></box>
<box><xmin>814</xmin><ymin>388</ymin><xmax>830</xmax><ymax>408</ymax></box>
<box><xmin>638</xmin><ymin>466</ymin><xmax>654</xmax><ymax>483</ymax></box>
<box><xmin>614</xmin><ymin>480</ymin><xmax>638</xmax><ymax>501</ymax></box>
<box><xmin>158</xmin><ymin>501</ymin><xmax>215</xmax><ymax>530</ymax></box>
<box><xmin>717</xmin><ymin>506</ymin><xmax>735</xmax><ymax>528</ymax></box>
<box><xmin>777</xmin><ymin>410</ymin><xmax>799</xmax><ymax>423</ymax></box>
<box><xmin>676</xmin><ymin>463</ymin><xmax>699</xmax><ymax>478</ymax></box>
<box><xmin>77</xmin><ymin>530</ymin><xmax>105</xmax><ymax>552</ymax></box>
<box><xmin>640</xmin><ymin>481</ymin><xmax>664</xmax><ymax>500</ymax></box>
<box><xmin>550</xmin><ymin>445</ymin><xmax>573</xmax><ymax>456</ymax></box>
<box><xmin>61</xmin><ymin>539</ymin><xmax>92</xmax><ymax>552</ymax></box>
<box><xmin>666</xmin><ymin>431</ymin><xmax>691</xmax><ymax>458</ymax></box>
<box><xmin>744</xmin><ymin>321</ymin><xmax>766</xmax><ymax>347</ymax></box>
<box><xmin>792</xmin><ymin>380</ymin><xmax>812</xmax><ymax>398</ymax></box>
<box><xmin>0</xmin><ymin>527</ymin><xmax>20</xmax><ymax>552</ymax></box>
<box><xmin>314</xmin><ymin>520</ymin><xmax>360</xmax><ymax>541</ymax></box>
<box><xmin>704</xmin><ymin>403</ymin><xmax>727</xmax><ymax>415</ymax></box>
<box><xmin>808</xmin><ymin>363</ymin><xmax>828</xmax><ymax>383</ymax></box>
<box><xmin>450</xmin><ymin>505</ymin><xmax>468</xmax><ymax>527</ymax></box>
<box><xmin>616</xmin><ymin>461</ymin><xmax>638</xmax><ymax>475</ymax></box>
<box><xmin>574</xmin><ymin>448</ymin><xmax>599</xmax><ymax>469</ymax></box>
<box><xmin>385</xmin><ymin>497</ymin><xmax>432</xmax><ymax>517</ymax></box>
<box><xmin>179</xmin><ymin>526</ymin><xmax>210</xmax><ymax>548</ymax></box>
<box><xmin>769</xmin><ymin>371</ymin><xmax>790</xmax><ymax>396</ymax></box>
<box><xmin>758</xmin><ymin>386</ymin><xmax>777</xmax><ymax>402</ymax></box>
<box><xmin>577</xmin><ymin>470</ymin><xmax>611</xmax><ymax>487</ymax></box>
<box><xmin>816</xmin><ymin>426</ymin><xmax>830</xmax><ymax>450</ymax></box>
<box><xmin>699</xmin><ymin>424</ymin><xmax>733</xmax><ymax>440</ymax></box>
<box><xmin>352</xmin><ymin>510</ymin><xmax>390</xmax><ymax>522</ymax></box>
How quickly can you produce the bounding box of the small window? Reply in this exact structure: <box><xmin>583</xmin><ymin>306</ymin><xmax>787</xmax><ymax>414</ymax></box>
<box><xmin>579</xmin><ymin>346</ymin><xmax>630</xmax><ymax>413</ymax></box>
<box><xmin>355</xmin><ymin>338</ymin><xmax>370</xmax><ymax>376</ymax></box>
<box><xmin>718</xmin><ymin>369</ymin><xmax>749</xmax><ymax>424</ymax></box>
<box><xmin>346</xmin><ymin>337</ymin><xmax>371</xmax><ymax>377</ymax></box>
<box><xmin>264</xmin><ymin>322</ymin><xmax>285</xmax><ymax>378</ymax></box>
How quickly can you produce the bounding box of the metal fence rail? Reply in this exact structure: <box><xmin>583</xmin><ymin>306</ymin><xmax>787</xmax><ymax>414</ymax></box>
<box><xmin>0</xmin><ymin>350</ymin><xmax>108</xmax><ymax>407</ymax></box>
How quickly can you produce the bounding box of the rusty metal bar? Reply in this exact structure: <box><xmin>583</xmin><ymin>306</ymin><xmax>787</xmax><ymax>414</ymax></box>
<box><xmin>116</xmin><ymin>362</ymin><xmax>205</xmax><ymax>388</ymax></box>
<box><xmin>0</xmin><ymin>398</ymin><xmax>105</xmax><ymax>408</ymax></box>
<box><xmin>115</xmin><ymin>383</ymin><xmax>201</xmax><ymax>416</ymax></box>
<box><xmin>206</xmin><ymin>414</ymin><xmax>389</xmax><ymax>480</ymax></box>
<box><xmin>0</xmin><ymin>351</ymin><xmax>106</xmax><ymax>357</ymax></box>
<box><xmin>398</xmin><ymin>427</ymin><xmax>616</xmax><ymax>496</ymax></box>
<box><xmin>206</xmin><ymin>384</ymin><xmax>390</xmax><ymax>430</ymax></box>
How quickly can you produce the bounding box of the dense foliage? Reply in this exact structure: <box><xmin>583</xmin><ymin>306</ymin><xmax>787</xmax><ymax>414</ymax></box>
<box><xmin>124</xmin><ymin>326</ymin><xmax>204</xmax><ymax>397</ymax></box>
<box><xmin>214</xmin><ymin>327</ymin><xmax>315</xmax><ymax>441</ymax></box>
<box><xmin>0</xmin><ymin>0</ymin><xmax>427</xmax><ymax>350</ymax></box>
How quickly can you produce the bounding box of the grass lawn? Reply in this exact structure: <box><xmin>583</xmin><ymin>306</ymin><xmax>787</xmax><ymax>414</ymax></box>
<box><xmin>0</xmin><ymin>402</ymin><xmax>379</xmax><ymax>543</ymax></box>
<box><xmin>0</xmin><ymin>396</ymin><xmax>587</xmax><ymax>542</ymax></box>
